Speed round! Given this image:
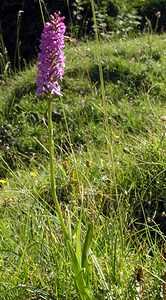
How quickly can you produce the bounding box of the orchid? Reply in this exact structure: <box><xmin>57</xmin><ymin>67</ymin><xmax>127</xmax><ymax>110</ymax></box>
<box><xmin>36</xmin><ymin>12</ymin><xmax>66</xmax><ymax>97</ymax></box>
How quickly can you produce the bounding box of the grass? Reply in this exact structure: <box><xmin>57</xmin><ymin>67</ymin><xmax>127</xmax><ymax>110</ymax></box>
<box><xmin>0</xmin><ymin>33</ymin><xmax>166</xmax><ymax>299</ymax></box>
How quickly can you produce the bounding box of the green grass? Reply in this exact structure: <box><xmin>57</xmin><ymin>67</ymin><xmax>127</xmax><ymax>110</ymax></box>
<box><xmin>0</xmin><ymin>34</ymin><xmax>166</xmax><ymax>299</ymax></box>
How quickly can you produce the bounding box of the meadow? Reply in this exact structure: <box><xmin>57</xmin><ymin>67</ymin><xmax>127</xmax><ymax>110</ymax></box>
<box><xmin>0</xmin><ymin>30</ymin><xmax>166</xmax><ymax>299</ymax></box>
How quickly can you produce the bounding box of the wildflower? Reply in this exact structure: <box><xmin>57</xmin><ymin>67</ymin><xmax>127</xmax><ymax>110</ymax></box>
<box><xmin>112</xmin><ymin>131</ymin><xmax>120</xmax><ymax>140</ymax></box>
<box><xmin>30</xmin><ymin>172</ymin><xmax>37</xmax><ymax>177</ymax></box>
<box><xmin>36</xmin><ymin>12</ymin><xmax>66</xmax><ymax>97</ymax></box>
<box><xmin>0</xmin><ymin>179</ymin><xmax>7</xmax><ymax>185</ymax></box>
<box><xmin>114</xmin><ymin>135</ymin><xmax>120</xmax><ymax>139</ymax></box>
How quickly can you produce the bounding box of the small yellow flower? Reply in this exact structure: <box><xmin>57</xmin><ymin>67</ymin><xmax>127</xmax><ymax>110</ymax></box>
<box><xmin>30</xmin><ymin>172</ymin><xmax>37</xmax><ymax>177</ymax></box>
<box><xmin>0</xmin><ymin>179</ymin><xmax>7</xmax><ymax>184</ymax></box>
<box><xmin>114</xmin><ymin>135</ymin><xmax>120</xmax><ymax>139</ymax></box>
<box><xmin>112</xmin><ymin>131</ymin><xmax>120</xmax><ymax>140</ymax></box>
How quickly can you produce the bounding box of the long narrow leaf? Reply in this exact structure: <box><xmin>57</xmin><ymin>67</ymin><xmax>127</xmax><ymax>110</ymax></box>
<box><xmin>66</xmin><ymin>240</ymin><xmax>81</xmax><ymax>277</ymax></box>
<box><xmin>82</xmin><ymin>223</ymin><xmax>93</xmax><ymax>268</ymax></box>
<box><xmin>90</xmin><ymin>249</ymin><xmax>112</xmax><ymax>300</ymax></box>
<box><xmin>66</xmin><ymin>240</ymin><xmax>92</xmax><ymax>300</ymax></box>
<box><xmin>66</xmin><ymin>209</ymin><xmax>72</xmax><ymax>241</ymax></box>
<box><xmin>76</xmin><ymin>220</ymin><xmax>82</xmax><ymax>265</ymax></box>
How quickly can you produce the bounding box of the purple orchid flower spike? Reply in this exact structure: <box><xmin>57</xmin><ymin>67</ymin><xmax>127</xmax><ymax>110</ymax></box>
<box><xmin>36</xmin><ymin>12</ymin><xmax>66</xmax><ymax>97</ymax></box>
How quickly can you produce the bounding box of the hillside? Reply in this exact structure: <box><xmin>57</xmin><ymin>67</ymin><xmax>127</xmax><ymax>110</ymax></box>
<box><xmin>0</xmin><ymin>34</ymin><xmax>166</xmax><ymax>299</ymax></box>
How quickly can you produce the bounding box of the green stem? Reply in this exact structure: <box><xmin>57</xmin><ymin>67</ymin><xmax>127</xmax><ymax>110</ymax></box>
<box><xmin>47</xmin><ymin>98</ymin><xmax>69</xmax><ymax>240</ymax></box>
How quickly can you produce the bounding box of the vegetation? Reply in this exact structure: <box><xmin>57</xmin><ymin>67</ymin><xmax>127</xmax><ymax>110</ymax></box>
<box><xmin>0</xmin><ymin>32</ymin><xmax>166</xmax><ymax>299</ymax></box>
<box><xmin>0</xmin><ymin>1</ymin><xmax>166</xmax><ymax>299</ymax></box>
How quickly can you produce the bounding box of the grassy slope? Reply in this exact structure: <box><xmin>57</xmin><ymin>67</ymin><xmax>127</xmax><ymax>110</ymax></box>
<box><xmin>0</xmin><ymin>34</ymin><xmax>166</xmax><ymax>299</ymax></box>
